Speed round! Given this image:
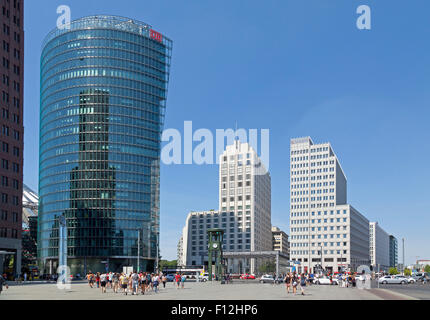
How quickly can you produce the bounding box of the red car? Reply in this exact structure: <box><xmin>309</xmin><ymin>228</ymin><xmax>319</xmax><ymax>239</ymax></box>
<box><xmin>240</xmin><ymin>273</ymin><xmax>256</xmax><ymax>280</ymax></box>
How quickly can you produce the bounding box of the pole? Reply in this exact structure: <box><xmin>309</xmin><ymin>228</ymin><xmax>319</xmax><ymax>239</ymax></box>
<box><xmin>402</xmin><ymin>238</ymin><xmax>405</xmax><ymax>275</ymax></box>
<box><xmin>148</xmin><ymin>224</ymin><xmax>151</xmax><ymax>266</ymax></box>
<box><xmin>156</xmin><ymin>232</ymin><xmax>159</xmax><ymax>273</ymax></box>
<box><xmin>137</xmin><ymin>229</ymin><xmax>140</xmax><ymax>273</ymax></box>
<box><xmin>377</xmin><ymin>263</ymin><xmax>380</xmax><ymax>288</ymax></box>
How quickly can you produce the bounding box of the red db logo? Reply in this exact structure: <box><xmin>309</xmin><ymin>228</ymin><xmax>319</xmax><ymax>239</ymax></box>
<box><xmin>150</xmin><ymin>29</ymin><xmax>163</xmax><ymax>43</ymax></box>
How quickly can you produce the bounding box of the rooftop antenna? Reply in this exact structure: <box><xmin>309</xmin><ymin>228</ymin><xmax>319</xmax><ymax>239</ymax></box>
<box><xmin>235</xmin><ymin>121</ymin><xmax>239</xmax><ymax>149</ymax></box>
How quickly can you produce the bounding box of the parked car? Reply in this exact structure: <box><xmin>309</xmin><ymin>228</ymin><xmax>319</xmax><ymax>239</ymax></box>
<box><xmin>412</xmin><ymin>272</ymin><xmax>429</xmax><ymax>283</ymax></box>
<box><xmin>378</xmin><ymin>275</ymin><xmax>408</xmax><ymax>284</ymax></box>
<box><xmin>314</xmin><ymin>276</ymin><xmax>339</xmax><ymax>285</ymax></box>
<box><xmin>406</xmin><ymin>276</ymin><xmax>416</xmax><ymax>283</ymax></box>
<box><xmin>259</xmin><ymin>274</ymin><xmax>275</xmax><ymax>284</ymax></box>
<box><xmin>240</xmin><ymin>273</ymin><xmax>256</xmax><ymax>280</ymax></box>
<box><xmin>395</xmin><ymin>275</ymin><xmax>411</xmax><ymax>283</ymax></box>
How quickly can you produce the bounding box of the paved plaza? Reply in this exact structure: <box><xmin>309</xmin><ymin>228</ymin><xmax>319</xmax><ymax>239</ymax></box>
<box><xmin>2</xmin><ymin>280</ymin><xmax>425</xmax><ymax>300</ymax></box>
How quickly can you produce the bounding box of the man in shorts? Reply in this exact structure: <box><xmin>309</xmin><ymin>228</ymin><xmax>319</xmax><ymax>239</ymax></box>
<box><xmin>175</xmin><ymin>273</ymin><xmax>181</xmax><ymax>289</ymax></box>
<box><xmin>87</xmin><ymin>271</ymin><xmax>94</xmax><ymax>288</ymax></box>
<box><xmin>131</xmin><ymin>271</ymin><xmax>139</xmax><ymax>295</ymax></box>
<box><xmin>107</xmin><ymin>272</ymin><xmax>113</xmax><ymax>289</ymax></box>
<box><xmin>100</xmin><ymin>273</ymin><xmax>107</xmax><ymax>293</ymax></box>
<box><xmin>112</xmin><ymin>273</ymin><xmax>119</xmax><ymax>293</ymax></box>
<box><xmin>120</xmin><ymin>273</ymin><xmax>129</xmax><ymax>295</ymax></box>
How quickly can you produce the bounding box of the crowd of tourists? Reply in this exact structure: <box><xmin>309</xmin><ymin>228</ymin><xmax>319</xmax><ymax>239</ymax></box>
<box><xmin>85</xmin><ymin>271</ymin><xmax>187</xmax><ymax>295</ymax></box>
<box><xmin>281</xmin><ymin>271</ymin><xmax>364</xmax><ymax>295</ymax></box>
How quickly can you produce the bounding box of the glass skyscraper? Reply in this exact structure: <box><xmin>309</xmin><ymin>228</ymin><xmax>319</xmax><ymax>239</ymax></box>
<box><xmin>38</xmin><ymin>16</ymin><xmax>172</xmax><ymax>274</ymax></box>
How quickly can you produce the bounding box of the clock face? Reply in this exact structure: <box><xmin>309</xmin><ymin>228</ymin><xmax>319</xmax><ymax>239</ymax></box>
<box><xmin>212</xmin><ymin>243</ymin><xmax>218</xmax><ymax>249</ymax></box>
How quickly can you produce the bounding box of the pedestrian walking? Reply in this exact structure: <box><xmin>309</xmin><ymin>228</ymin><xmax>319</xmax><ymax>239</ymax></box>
<box><xmin>120</xmin><ymin>273</ymin><xmax>129</xmax><ymax>295</ymax></box>
<box><xmin>181</xmin><ymin>274</ymin><xmax>186</xmax><ymax>289</ymax></box>
<box><xmin>100</xmin><ymin>273</ymin><xmax>107</xmax><ymax>293</ymax></box>
<box><xmin>175</xmin><ymin>273</ymin><xmax>181</xmax><ymax>289</ymax></box>
<box><xmin>96</xmin><ymin>272</ymin><xmax>100</xmax><ymax>288</ymax></box>
<box><xmin>292</xmin><ymin>272</ymin><xmax>298</xmax><ymax>295</ymax></box>
<box><xmin>107</xmin><ymin>272</ymin><xmax>113</xmax><ymax>289</ymax></box>
<box><xmin>112</xmin><ymin>273</ymin><xmax>119</xmax><ymax>293</ymax></box>
<box><xmin>284</xmin><ymin>273</ymin><xmax>291</xmax><ymax>294</ymax></box>
<box><xmin>299</xmin><ymin>273</ymin><xmax>306</xmax><ymax>296</ymax></box>
<box><xmin>153</xmin><ymin>274</ymin><xmax>160</xmax><ymax>293</ymax></box>
<box><xmin>87</xmin><ymin>271</ymin><xmax>94</xmax><ymax>288</ymax></box>
<box><xmin>139</xmin><ymin>272</ymin><xmax>146</xmax><ymax>295</ymax></box>
<box><xmin>162</xmin><ymin>274</ymin><xmax>167</xmax><ymax>289</ymax></box>
<box><xmin>146</xmin><ymin>273</ymin><xmax>152</xmax><ymax>293</ymax></box>
<box><xmin>131</xmin><ymin>271</ymin><xmax>139</xmax><ymax>295</ymax></box>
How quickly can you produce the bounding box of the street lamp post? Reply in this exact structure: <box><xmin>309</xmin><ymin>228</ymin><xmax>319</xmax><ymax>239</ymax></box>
<box><xmin>155</xmin><ymin>232</ymin><xmax>160</xmax><ymax>273</ymax></box>
<box><xmin>402</xmin><ymin>238</ymin><xmax>405</xmax><ymax>275</ymax></box>
<box><xmin>137</xmin><ymin>229</ymin><xmax>140</xmax><ymax>273</ymax></box>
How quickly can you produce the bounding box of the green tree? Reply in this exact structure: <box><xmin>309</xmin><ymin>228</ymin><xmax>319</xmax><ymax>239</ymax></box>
<box><xmin>404</xmin><ymin>268</ymin><xmax>412</xmax><ymax>276</ymax></box>
<box><xmin>388</xmin><ymin>267</ymin><xmax>398</xmax><ymax>275</ymax></box>
<box><xmin>424</xmin><ymin>265</ymin><xmax>430</xmax><ymax>273</ymax></box>
<box><xmin>259</xmin><ymin>261</ymin><xmax>276</xmax><ymax>274</ymax></box>
<box><xmin>159</xmin><ymin>260</ymin><xmax>177</xmax><ymax>271</ymax></box>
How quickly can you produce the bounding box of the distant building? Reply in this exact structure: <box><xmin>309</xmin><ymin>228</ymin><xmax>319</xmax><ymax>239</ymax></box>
<box><xmin>22</xmin><ymin>184</ymin><xmax>38</xmax><ymax>229</ymax></box>
<box><xmin>180</xmin><ymin>140</ymin><xmax>272</xmax><ymax>274</ymax></box>
<box><xmin>181</xmin><ymin>210</ymin><xmax>219</xmax><ymax>268</ymax></box>
<box><xmin>369</xmin><ymin>222</ymin><xmax>390</xmax><ymax>271</ymax></box>
<box><xmin>289</xmin><ymin>137</ymin><xmax>370</xmax><ymax>274</ymax></box>
<box><xmin>271</xmin><ymin>226</ymin><xmax>289</xmax><ymax>258</ymax></box>
<box><xmin>38</xmin><ymin>15</ymin><xmax>173</xmax><ymax>275</ymax></box>
<box><xmin>389</xmin><ymin>235</ymin><xmax>398</xmax><ymax>268</ymax></box>
<box><xmin>219</xmin><ymin>141</ymin><xmax>272</xmax><ymax>273</ymax></box>
<box><xmin>21</xmin><ymin>185</ymin><xmax>39</xmax><ymax>273</ymax></box>
<box><xmin>0</xmin><ymin>0</ymin><xmax>25</xmax><ymax>278</ymax></box>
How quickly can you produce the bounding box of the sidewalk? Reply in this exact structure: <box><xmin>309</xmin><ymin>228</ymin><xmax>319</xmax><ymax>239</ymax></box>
<box><xmin>369</xmin><ymin>288</ymin><xmax>419</xmax><ymax>300</ymax></box>
<box><xmin>1</xmin><ymin>281</ymin><xmax>383</xmax><ymax>300</ymax></box>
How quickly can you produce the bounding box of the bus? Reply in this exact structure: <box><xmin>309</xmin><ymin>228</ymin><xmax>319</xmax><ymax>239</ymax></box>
<box><xmin>162</xmin><ymin>266</ymin><xmax>205</xmax><ymax>280</ymax></box>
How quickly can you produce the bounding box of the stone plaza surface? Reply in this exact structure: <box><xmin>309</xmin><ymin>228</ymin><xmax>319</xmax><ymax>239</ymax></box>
<box><xmin>0</xmin><ymin>280</ymin><xmax>415</xmax><ymax>300</ymax></box>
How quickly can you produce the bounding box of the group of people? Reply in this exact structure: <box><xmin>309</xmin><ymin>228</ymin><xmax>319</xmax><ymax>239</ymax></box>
<box><xmin>85</xmin><ymin>271</ymin><xmax>186</xmax><ymax>295</ymax></box>
<box><xmin>335</xmin><ymin>273</ymin><xmax>358</xmax><ymax>287</ymax></box>
<box><xmin>282</xmin><ymin>271</ymin><xmax>365</xmax><ymax>295</ymax></box>
<box><xmin>283</xmin><ymin>272</ymin><xmax>307</xmax><ymax>295</ymax></box>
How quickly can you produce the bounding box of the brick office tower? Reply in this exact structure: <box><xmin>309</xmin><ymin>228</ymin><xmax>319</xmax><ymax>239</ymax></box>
<box><xmin>0</xmin><ymin>0</ymin><xmax>24</xmax><ymax>278</ymax></box>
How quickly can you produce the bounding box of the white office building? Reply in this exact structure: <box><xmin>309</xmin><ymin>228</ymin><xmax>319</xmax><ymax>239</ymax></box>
<box><xmin>180</xmin><ymin>141</ymin><xmax>272</xmax><ymax>273</ymax></box>
<box><xmin>369</xmin><ymin>222</ymin><xmax>390</xmax><ymax>271</ymax></box>
<box><xmin>289</xmin><ymin>137</ymin><xmax>370</xmax><ymax>274</ymax></box>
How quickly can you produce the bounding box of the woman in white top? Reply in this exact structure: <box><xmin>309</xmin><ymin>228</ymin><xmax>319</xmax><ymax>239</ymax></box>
<box><xmin>152</xmin><ymin>274</ymin><xmax>160</xmax><ymax>293</ymax></box>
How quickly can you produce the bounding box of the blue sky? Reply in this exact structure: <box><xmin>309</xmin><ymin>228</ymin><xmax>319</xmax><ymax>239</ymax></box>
<box><xmin>24</xmin><ymin>0</ymin><xmax>430</xmax><ymax>263</ymax></box>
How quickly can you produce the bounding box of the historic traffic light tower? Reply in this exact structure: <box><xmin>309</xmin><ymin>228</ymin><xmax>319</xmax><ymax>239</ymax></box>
<box><xmin>207</xmin><ymin>229</ymin><xmax>224</xmax><ymax>281</ymax></box>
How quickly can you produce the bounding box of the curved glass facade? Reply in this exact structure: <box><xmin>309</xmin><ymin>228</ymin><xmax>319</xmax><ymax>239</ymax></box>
<box><xmin>38</xmin><ymin>16</ymin><xmax>172</xmax><ymax>274</ymax></box>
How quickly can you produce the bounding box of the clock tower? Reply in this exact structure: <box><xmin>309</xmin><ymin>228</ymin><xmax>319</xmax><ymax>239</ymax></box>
<box><xmin>207</xmin><ymin>228</ymin><xmax>224</xmax><ymax>281</ymax></box>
